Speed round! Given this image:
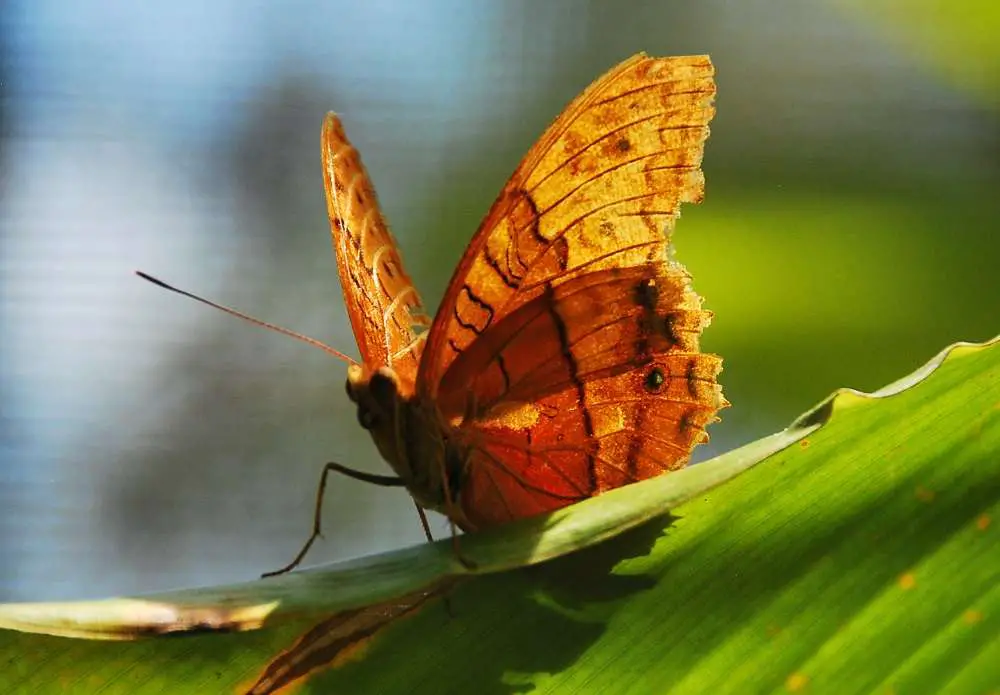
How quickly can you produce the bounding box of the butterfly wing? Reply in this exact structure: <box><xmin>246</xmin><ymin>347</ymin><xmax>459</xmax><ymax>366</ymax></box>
<box><xmin>322</xmin><ymin>113</ymin><xmax>428</xmax><ymax>389</ymax></box>
<box><xmin>439</xmin><ymin>266</ymin><xmax>726</xmax><ymax>526</ymax></box>
<box><xmin>417</xmin><ymin>54</ymin><xmax>725</xmax><ymax>527</ymax></box>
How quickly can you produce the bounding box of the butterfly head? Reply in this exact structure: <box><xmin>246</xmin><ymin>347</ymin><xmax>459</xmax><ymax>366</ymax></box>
<box><xmin>345</xmin><ymin>363</ymin><xmax>460</xmax><ymax>516</ymax></box>
<box><xmin>346</xmin><ymin>363</ymin><xmax>403</xmax><ymax>453</ymax></box>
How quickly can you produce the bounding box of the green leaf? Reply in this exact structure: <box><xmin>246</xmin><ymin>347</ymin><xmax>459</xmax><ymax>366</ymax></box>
<box><xmin>1</xmin><ymin>335</ymin><xmax>996</xmax><ymax>693</ymax></box>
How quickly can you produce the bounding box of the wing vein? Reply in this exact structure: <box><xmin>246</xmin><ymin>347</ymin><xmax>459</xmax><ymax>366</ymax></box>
<box><xmin>525</xmin><ymin>111</ymin><xmax>664</xmax><ymax>195</ymax></box>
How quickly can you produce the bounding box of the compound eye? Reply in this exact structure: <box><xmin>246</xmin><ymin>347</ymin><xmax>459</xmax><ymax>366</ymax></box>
<box><xmin>368</xmin><ymin>370</ymin><xmax>397</xmax><ymax>406</ymax></box>
<box><xmin>357</xmin><ymin>407</ymin><xmax>378</xmax><ymax>430</ymax></box>
<box><xmin>345</xmin><ymin>379</ymin><xmax>357</xmax><ymax>402</ymax></box>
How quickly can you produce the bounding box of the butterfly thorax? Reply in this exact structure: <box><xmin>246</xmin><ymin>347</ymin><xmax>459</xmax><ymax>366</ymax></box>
<box><xmin>345</xmin><ymin>363</ymin><xmax>459</xmax><ymax>518</ymax></box>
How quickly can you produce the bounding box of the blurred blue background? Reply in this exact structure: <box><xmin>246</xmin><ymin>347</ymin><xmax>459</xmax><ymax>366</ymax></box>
<box><xmin>1</xmin><ymin>1</ymin><xmax>996</xmax><ymax>601</ymax></box>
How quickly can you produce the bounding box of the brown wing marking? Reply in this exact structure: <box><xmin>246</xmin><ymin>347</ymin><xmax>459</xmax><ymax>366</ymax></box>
<box><xmin>440</xmin><ymin>261</ymin><xmax>725</xmax><ymax>529</ymax></box>
<box><xmin>456</xmin><ymin>347</ymin><xmax>724</xmax><ymax>529</ymax></box>
<box><xmin>419</xmin><ymin>54</ymin><xmax>716</xmax><ymax>394</ymax></box>
<box><xmin>437</xmin><ymin>265</ymin><xmax>708</xmax><ymax>416</ymax></box>
<box><xmin>322</xmin><ymin>113</ymin><xmax>428</xmax><ymax>389</ymax></box>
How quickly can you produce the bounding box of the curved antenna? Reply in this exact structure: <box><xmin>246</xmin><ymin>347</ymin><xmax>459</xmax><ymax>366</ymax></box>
<box><xmin>135</xmin><ymin>271</ymin><xmax>359</xmax><ymax>366</ymax></box>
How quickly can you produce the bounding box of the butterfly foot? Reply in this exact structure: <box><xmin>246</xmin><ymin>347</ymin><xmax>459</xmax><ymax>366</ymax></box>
<box><xmin>457</xmin><ymin>553</ymin><xmax>478</xmax><ymax>572</ymax></box>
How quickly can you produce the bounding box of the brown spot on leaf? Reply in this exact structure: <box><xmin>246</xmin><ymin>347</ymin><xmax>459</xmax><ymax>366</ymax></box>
<box><xmin>244</xmin><ymin>585</ymin><xmax>449</xmax><ymax>694</ymax></box>
<box><xmin>963</xmin><ymin>609</ymin><xmax>984</xmax><ymax>625</ymax></box>
<box><xmin>785</xmin><ymin>672</ymin><xmax>809</xmax><ymax>692</ymax></box>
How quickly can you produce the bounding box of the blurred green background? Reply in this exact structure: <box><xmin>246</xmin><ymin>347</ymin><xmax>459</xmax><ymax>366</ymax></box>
<box><xmin>1</xmin><ymin>1</ymin><xmax>996</xmax><ymax>602</ymax></box>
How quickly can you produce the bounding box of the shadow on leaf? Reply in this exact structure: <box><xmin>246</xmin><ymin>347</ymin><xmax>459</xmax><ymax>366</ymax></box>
<box><xmin>280</xmin><ymin>514</ymin><xmax>677</xmax><ymax>695</ymax></box>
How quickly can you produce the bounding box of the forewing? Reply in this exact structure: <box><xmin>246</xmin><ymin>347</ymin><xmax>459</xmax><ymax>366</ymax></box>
<box><xmin>420</xmin><ymin>54</ymin><xmax>723</xmax><ymax>528</ymax></box>
<box><xmin>322</xmin><ymin>113</ymin><xmax>428</xmax><ymax>389</ymax></box>
<box><xmin>419</xmin><ymin>54</ymin><xmax>716</xmax><ymax>394</ymax></box>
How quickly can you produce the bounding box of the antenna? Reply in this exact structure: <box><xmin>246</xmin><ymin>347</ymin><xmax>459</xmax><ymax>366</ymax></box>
<box><xmin>135</xmin><ymin>271</ymin><xmax>359</xmax><ymax>366</ymax></box>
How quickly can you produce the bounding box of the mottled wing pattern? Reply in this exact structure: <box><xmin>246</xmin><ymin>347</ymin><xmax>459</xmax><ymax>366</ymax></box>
<box><xmin>441</xmin><ymin>266</ymin><xmax>725</xmax><ymax>527</ymax></box>
<box><xmin>322</xmin><ymin>113</ymin><xmax>429</xmax><ymax>390</ymax></box>
<box><xmin>420</xmin><ymin>54</ymin><xmax>715</xmax><ymax>389</ymax></box>
<box><xmin>418</xmin><ymin>54</ymin><xmax>725</xmax><ymax>528</ymax></box>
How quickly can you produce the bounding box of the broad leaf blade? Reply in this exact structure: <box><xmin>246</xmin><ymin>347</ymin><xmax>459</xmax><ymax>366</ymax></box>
<box><xmin>313</xmin><ymin>336</ymin><xmax>1000</xmax><ymax>693</ymax></box>
<box><xmin>0</xmin><ymin>336</ymin><xmax>995</xmax><ymax>694</ymax></box>
<box><xmin>0</xmin><ymin>412</ymin><xmax>810</xmax><ymax>641</ymax></box>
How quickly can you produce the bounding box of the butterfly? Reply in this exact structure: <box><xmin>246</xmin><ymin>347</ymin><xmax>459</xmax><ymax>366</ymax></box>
<box><xmin>324</xmin><ymin>53</ymin><xmax>727</xmax><ymax>544</ymax></box>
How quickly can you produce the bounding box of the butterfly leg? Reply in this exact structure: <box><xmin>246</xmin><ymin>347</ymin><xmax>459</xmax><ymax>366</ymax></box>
<box><xmin>261</xmin><ymin>461</ymin><xmax>406</xmax><ymax>578</ymax></box>
<box><xmin>415</xmin><ymin>504</ymin><xmax>435</xmax><ymax>542</ymax></box>
<box><xmin>449</xmin><ymin>524</ymin><xmax>477</xmax><ymax>571</ymax></box>
<box><xmin>436</xmin><ymin>453</ymin><xmax>478</xmax><ymax>572</ymax></box>
<box><xmin>411</xmin><ymin>505</ymin><xmax>462</xmax><ymax>617</ymax></box>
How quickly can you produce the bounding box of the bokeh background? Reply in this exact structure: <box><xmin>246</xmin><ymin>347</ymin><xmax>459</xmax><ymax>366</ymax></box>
<box><xmin>1</xmin><ymin>1</ymin><xmax>997</xmax><ymax>601</ymax></box>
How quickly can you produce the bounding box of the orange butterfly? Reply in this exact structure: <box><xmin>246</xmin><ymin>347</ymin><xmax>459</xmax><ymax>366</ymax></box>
<box><xmin>140</xmin><ymin>53</ymin><xmax>726</xmax><ymax>574</ymax></box>
<box><xmin>324</xmin><ymin>53</ymin><xmax>726</xmax><ymax>542</ymax></box>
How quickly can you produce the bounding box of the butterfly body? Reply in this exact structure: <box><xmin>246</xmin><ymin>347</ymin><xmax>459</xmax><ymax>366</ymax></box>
<box><xmin>327</xmin><ymin>53</ymin><xmax>727</xmax><ymax>532</ymax></box>
<box><xmin>345</xmin><ymin>363</ymin><xmax>460</xmax><ymax>521</ymax></box>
